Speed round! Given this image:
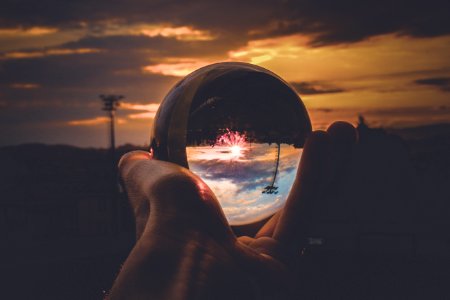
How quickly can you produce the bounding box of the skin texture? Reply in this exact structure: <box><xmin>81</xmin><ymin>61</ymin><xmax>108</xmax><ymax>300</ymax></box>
<box><xmin>108</xmin><ymin>121</ymin><xmax>357</xmax><ymax>300</ymax></box>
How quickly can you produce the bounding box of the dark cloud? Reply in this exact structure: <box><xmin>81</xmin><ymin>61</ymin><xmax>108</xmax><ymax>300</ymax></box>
<box><xmin>0</xmin><ymin>29</ymin><xmax>243</xmax><ymax>141</ymax></box>
<box><xmin>277</xmin><ymin>0</ymin><xmax>450</xmax><ymax>46</ymax></box>
<box><xmin>414</xmin><ymin>77</ymin><xmax>450</xmax><ymax>92</ymax></box>
<box><xmin>0</xmin><ymin>49</ymin><xmax>178</xmax><ymax>99</ymax></box>
<box><xmin>1</xmin><ymin>0</ymin><xmax>449</xmax><ymax>46</ymax></box>
<box><xmin>0</xmin><ymin>33</ymin><xmax>244</xmax><ymax>99</ymax></box>
<box><xmin>0</xmin><ymin>48</ymin><xmax>178</xmax><ymax>136</ymax></box>
<box><xmin>290</xmin><ymin>81</ymin><xmax>345</xmax><ymax>95</ymax></box>
<box><xmin>63</xmin><ymin>34</ymin><xmax>244</xmax><ymax>57</ymax></box>
<box><xmin>1</xmin><ymin>0</ymin><xmax>448</xmax><ymax>147</ymax></box>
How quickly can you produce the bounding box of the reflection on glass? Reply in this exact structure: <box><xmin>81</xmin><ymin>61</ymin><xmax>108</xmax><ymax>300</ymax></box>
<box><xmin>150</xmin><ymin>62</ymin><xmax>311</xmax><ymax>225</ymax></box>
<box><xmin>187</xmin><ymin>130</ymin><xmax>302</xmax><ymax>225</ymax></box>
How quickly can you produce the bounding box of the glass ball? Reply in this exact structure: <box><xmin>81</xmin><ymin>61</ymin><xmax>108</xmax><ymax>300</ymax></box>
<box><xmin>150</xmin><ymin>62</ymin><xmax>311</xmax><ymax>226</ymax></box>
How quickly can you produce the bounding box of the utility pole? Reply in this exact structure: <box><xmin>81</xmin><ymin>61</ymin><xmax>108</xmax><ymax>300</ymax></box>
<box><xmin>262</xmin><ymin>143</ymin><xmax>280</xmax><ymax>194</ymax></box>
<box><xmin>100</xmin><ymin>94</ymin><xmax>124</xmax><ymax>236</ymax></box>
<box><xmin>100</xmin><ymin>94</ymin><xmax>123</xmax><ymax>159</ymax></box>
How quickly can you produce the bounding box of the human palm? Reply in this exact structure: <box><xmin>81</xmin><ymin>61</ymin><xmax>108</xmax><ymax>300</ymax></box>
<box><xmin>109</xmin><ymin>122</ymin><xmax>357</xmax><ymax>300</ymax></box>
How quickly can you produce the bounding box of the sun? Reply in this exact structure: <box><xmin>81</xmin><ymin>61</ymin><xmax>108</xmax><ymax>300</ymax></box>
<box><xmin>230</xmin><ymin>145</ymin><xmax>242</xmax><ymax>157</ymax></box>
<box><xmin>215</xmin><ymin>129</ymin><xmax>247</xmax><ymax>160</ymax></box>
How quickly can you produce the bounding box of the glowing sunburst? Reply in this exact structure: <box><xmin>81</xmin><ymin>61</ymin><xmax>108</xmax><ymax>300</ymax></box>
<box><xmin>216</xmin><ymin>129</ymin><xmax>247</xmax><ymax>159</ymax></box>
<box><xmin>230</xmin><ymin>145</ymin><xmax>242</xmax><ymax>156</ymax></box>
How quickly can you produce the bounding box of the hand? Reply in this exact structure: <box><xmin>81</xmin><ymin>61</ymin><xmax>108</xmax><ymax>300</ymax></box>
<box><xmin>108</xmin><ymin>122</ymin><xmax>357</xmax><ymax>300</ymax></box>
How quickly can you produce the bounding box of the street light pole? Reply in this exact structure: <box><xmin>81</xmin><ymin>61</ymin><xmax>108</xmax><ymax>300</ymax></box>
<box><xmin>100</xmin><ymin>94</ymin><xmax>124</xmax><ymax>236</ymax></box>
<box><xmin>100</xmin><ymin>94</ymin><xmax>123</xmax><ymax>159</ymax></box>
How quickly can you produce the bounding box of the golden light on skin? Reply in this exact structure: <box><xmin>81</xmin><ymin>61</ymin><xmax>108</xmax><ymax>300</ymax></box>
<box><xmin>10</xmin><ymin>83</ymin><xmax>41</xmax><ymax>89</ymax></box>
<box><xmin>1</xmin><ymin>48</ymin><xmax>101</xmax><ymax>60</ymax></box>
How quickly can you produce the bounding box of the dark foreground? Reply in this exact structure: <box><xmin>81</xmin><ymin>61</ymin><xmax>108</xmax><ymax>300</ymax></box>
<box><xmin>0</xmin><ymin>123</ymin><xmax>449</xmax><ymax>299</ymax></box>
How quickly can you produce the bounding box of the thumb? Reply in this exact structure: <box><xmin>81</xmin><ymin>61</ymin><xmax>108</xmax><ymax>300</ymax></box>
<box><xmin>118</xmin><ymin>151</ymin><xmax>234</xmax><ymax>242</ymax></box>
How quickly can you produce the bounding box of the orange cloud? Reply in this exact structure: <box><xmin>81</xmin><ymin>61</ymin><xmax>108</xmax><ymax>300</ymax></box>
<box><xmin>10</xmin><ymin>83</ymin><xmax>41</xmax><ymax>89</ymax></box>
<box><xmin>140</xmin><ymin>25</ymin><xmax>214</xmax><ymax>41</ymax></box>
<box><xmin>142</xmin><ymin>59</ymin><xmax>214</xmax><ymax>77</ymax></box>
<box><xmin>228</xmin><ymin>34</ymin><xmax>310</xmax><ymax>64</ymax></box>
<box><xmin>127</xmin><ymin>112</ymin><xmax>157</xmax><ymax>119</ymax></box>
<box><xmin>67</xmin><ymin>117</ymin><xmax>109</xmax><ymax>126</ymax></box>
<box><xmin>99</xmin><ymin>23</ymin><xmax>215</xmax><ymax>41</ymax></box>
<box><xmin>1</xmin><ymin>48</ymin><xmax>101</xmax><ymax>60</ymax></box>
<box><xmin>0</xmin><ymin>27</ymin><xmax>58</xmax><ymax>36</ymax></box>
<box><xmin>67</xmin><ymin>116</ymin><xmax>127</xmax><ymax>126</ymax></box>
<box><xmin>120</xmin><ymin>102</ymin><xmax>160</xmax><ymax>119</ymax></box>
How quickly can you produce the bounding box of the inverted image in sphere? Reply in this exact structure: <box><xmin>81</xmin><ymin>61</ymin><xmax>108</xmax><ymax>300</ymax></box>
<box><xmin>150</xmin><ymin>62</ymin><xmax>312</xmax><ymax>225</ymax></box>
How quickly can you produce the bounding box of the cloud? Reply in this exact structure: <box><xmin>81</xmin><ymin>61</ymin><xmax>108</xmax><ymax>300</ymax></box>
<box><xmin>0</xmin><ymin>26</ymin><xmax>58</xmax><ymax>36</ymax></box>
<box><xmin>68</xmin><ymin>116</ymin><xmax>126</xmax><ymax>126</ymax></box>
<box><xmin>67</xmin><ymin>116</ymin><xmax>109</xmax><ymax>126</ymax></box>
<box><xmin>290</xmin><ymin>81</ymin><xmax>345</xmax><ymax>95</ymax></box>
<box><xmin>138</xmin><ymin>25</ymin><xmax>214</xmax><ymax>41</ymax></box>
<box><xmin>61</xmin><ymin>33</ymin><xmax>242</xmax><ymax>58</ymax></box>
<box><xmin>142</xmin><ymin>59</ymin><xmax>214</xmax><ymax>77</ymax></box>
<box><xmin>120</xmin><ymin>102</ymin><xmax>160</xmax><ymax>119</ymax></box>
<box><xmin>0</xmin><ymin>48</ymin><xmax>178</xmax><ymax>98</ymax></box>
<box><xmin>1</xmin><ymin>0</ymin><xmax>448</xmax><ymax>46</ymax></box>
<box><xmin>1</xmin><ymin>1</ymin><xmax>449</xmax><ymax>148</ymax></box>
<box><xmin>248</xmin><ymin>0</ymin><xmax>450</xmax><ymax>46</ymax></box>
<box><xmin>0</xmin><ymin>48</ymin><xmax>101</xmax><ymax>60</ymax></box>
<box><xmin>9</xmin><ymin>83</ymin><xmax>40</xmax><ymax>89</ymax></box>
<box><xmin>228</xmin><ymin>34</ymin><xmax>309</xmax><ymax>64</ymax></box>
<box><xmin>414</xmin><ymin>77</ymin><xmax>450</xmax><ymax>92</ymax></box>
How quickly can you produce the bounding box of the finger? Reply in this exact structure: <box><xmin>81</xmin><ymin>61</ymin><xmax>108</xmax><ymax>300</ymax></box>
<box><xmin>272</xmin><ymin>122</ymin><xmax>357</xmax><ymax>249</ymax></box>
<box><xmin>246</xmin><ymin>237</ymin><xmax>292</xmax><ymax>266</ymax></box>
<box><xmin>119</xmin><ymin>151</ymin><xmax>235</xmax><ymax>242</ymax></box>
<box><xmin>272</xmin><ymin>131</ymin><xmax>332</xmax><ymax>248</ymax></box>
<box><xmin>327</xmin><ymin>121</ymin><xmax>358</xmax><ymax>145</ymax></box>
<box><xmin>327</xmin><ymin>121</ymin><xmax>358</xmax><ymax>182</ymax></box>
<box><xmin>237</xmin><ymin>235</ymin><xmax>256</xmax><ymax>246</ymax></box>
<box><xmin>118</xmin><ymin>151</ymin><xmax>153</xmax><ymax>239</ymax></box>
<box><xmin>255</xmin><ymin>210</ymin><xmax>281</xmax><ymax>238</ymax></box>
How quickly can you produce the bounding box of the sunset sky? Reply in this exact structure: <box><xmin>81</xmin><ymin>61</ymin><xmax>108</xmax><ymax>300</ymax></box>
<box><xmin>1</xmin><ymin>0</ymin><xmax>449</xmax><ymax>147</ymax></box>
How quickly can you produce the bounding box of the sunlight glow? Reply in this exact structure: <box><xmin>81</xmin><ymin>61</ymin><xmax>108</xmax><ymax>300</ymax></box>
<box><xmin>99</xmin><ymin>23</ymin><xmax>215</xmax><ymax>41</ymax></box>
<box><xmin>1</xmin><ymin>48</ymin><xmax>101</xmax><ymax>60</ymax></box>
<box><xmin>230</xmin><ymin>145</ymin><xmax>242</xmax><ymax>157</ymax></box>
<box><xmin>67</xmin><ymin>117</ymin><xmax>109</xmax><ymax>126</ymax></box>
<box><xmin>216</xmin><ymin>129</ymin><xmax>247</xmax><ymax>160</ymax></box>
<box><xmin>142</xmin><ymin>60</ymin><xmax>213</xmax><ymax>77</ymax></box>
<box><xmin>120</xmin><ymin>102</ymin><xmax>160</xmax><ymax>112</ymax></box>
<box><xmin>140</xmin><ymin>25</ymin><xmax>214</xmax><ymax>41</ymax></box>
<box><xmin>67</xmin><ymin>117</ymin><xmax>127</xmax><ymax>126</ymax></box>
<box><xmin>0</xmin><ymin>27</ymin><xmax>58</xmax><ymax>36</ymax></box>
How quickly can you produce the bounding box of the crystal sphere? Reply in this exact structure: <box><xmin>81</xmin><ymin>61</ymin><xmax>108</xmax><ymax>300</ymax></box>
<box><xmin>150</xmin><ymin>62</ymin><xmax>311</xmax><ymax>225</ymax></box>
